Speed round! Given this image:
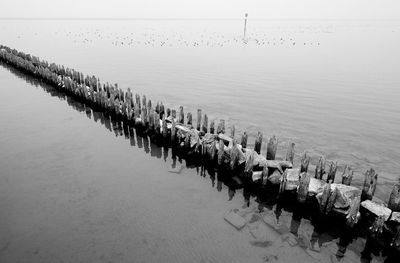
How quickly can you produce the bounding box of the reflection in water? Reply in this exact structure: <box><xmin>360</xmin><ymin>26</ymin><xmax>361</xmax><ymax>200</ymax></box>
<box><xmin>1</xmin><ymin>61</ymin><xmax>397</xmax><ymax>263</ymax></box>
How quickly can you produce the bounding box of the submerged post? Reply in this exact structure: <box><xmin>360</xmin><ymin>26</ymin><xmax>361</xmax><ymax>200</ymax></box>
<box><xmin>243</xmin><ymin>13</ymin><xmax>248</xmax><ymax>38</ymax></box>
<box><xmin>285</xmin><ymin>142</ymin><xmax>295</xmax><ymax>164</ymax></box>
<box><xmin>240</xmin><ymin>131</ymin><xmax>248</xmax><ymax>148</ymax></box>
<box><xmin>196</xmin><ymin>109</ymin><xmax>202</xmax><ymax>131</ymax></box>
<box><xmin>254</xmin><ymin>131</ymin><xmax>263</xmax><ymax>154</ymax></box>
<box><xmin>300</xmin><ymin>151</ymin><xmax>310</xmax><ymax>173</ymax></box>
<box><xmin>315</xmin><ymin>156</ymin><xmax>326</xmax><ymax>180</ymax></box>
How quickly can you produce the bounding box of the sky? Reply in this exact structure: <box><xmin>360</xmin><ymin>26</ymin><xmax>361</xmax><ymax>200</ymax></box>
<box><xmin>1</xmin><ymin>0</ymin><xmax>399</xmax><ymax>20</ymax></box>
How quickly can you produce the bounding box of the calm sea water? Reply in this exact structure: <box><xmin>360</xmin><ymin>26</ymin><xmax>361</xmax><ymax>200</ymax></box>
<box><xmin>0</xmin><ymin>19</ymin><xmax>399</xmax><ymax>262</ymax></box>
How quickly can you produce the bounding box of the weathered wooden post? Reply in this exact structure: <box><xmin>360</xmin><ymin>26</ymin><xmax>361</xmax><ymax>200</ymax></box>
<box><xmin>149</xmin><ymin>108</ymin><xmax>155</xmax><ymax>133</ymax></box>
<box><xmin>326</xmin><ymin>161</ymin><xmax>338</xmax><ymax>183</ymax></box>
<box><xmin>196</xmin><ymin>109</ymin><xmax>202</xmax><ymax>131</ymax></box>
<box><xmin>254</xmin><ymin>131</ymin><xmax>263</xmax><ymax>154</ymax></box>
<box><xmin>187</xmin><ymin>112</ymin><xmax>193</xmax><ymax>127</ymax></box>
<box><xmin>202</xmin><ymin>114</ymin><xmax>208</xmax><ymax>133</ymax></box>
<box><xmin>266</xmin><ymin>136</ymin><xmax>278</xmax><ymax>160</ymax></box>
<box><xmin>230</xmin><ymin>125</ymin><xmax>235</xmax><ymax>138</ymax></box>
<box><xmin>285</xmin><ymin>142</ymin><xmax>295</xmax><ymax>164</ymax></box>
<box><xmin>218</xmin><ymin>139</ymin><xmax>225</xmax><ymax>166</ymax></box>
<box><xmin>171</xmin><ymin>118</ymin><xmax>176</xmax><ymax>143</ymax></box>
<box><xmin>341</xmin><ymin>165</ymin><xmax>353</xmax><ymax>185</ymax></box>
<box><xmin>230</xmin><ymin>139</ymin><xmax>239</xmax><ymax>170</ymax></box>
<box><xmin>346</xmin><ymin>196</ymin><xmax>361</xmax><ymax>227</ymax></box>
<box><xmin>210</xmin><ymin>120</ymin><xmax>215</xmax><ymax>134</ymax></box>
<box><xmin>319</xmin><ymin>183</ymin><xmax>331</xmax><ymax>213</ymax></box>
<box><xmin>300</xmin><ymin>151</ymin><xmax>310</xmax><ymax>173</ymax></box>
<box><xmin>297</xmin><ymin>172</ymin><xmax>311</xmax><ymax>203</ymax></box>
<box><xmin>154</xmin><ymin>113</ymin><xmax>161</xmax><ymax>136</ymax></box>
<box><xmin>261</xmin><ymin>165</ymin><xmax>269</xmax><ymax>186</ymax></box>
<box><xmin>167</xmin><ymin>108</ymin><xmax>171</xmax><ymax>118</ymax></box>
<box><xmin>388</xmin><ymin>184</ymin><xmax>400</xmax><ymax>211</ymax></box>
<box><xmin>361</xmin><ymin>168</ymin><xmax>378</xmax><ymax>201</ymax></box>
<box><xmin>162</xmin><ymin>114</ymin><xmax>168</xmax><ymax>140</ymax></box>
<box><xmin>243</xmin><ymin>13</ymin><xmax>248</xmax><ymax>38</ymax></box>
<box><xmin>217</xmin><ymin>119</ymin><xmax>225</xmax><ymax>134</ymax></box>
<box><xmin>171</xmin><ymin>109</ymin><xmax>176</xmax><ymax>120</ymax></box>
<box><xmin>178</xmin><ymin>106</ymin><xmax>184</xmax><ymax>124</ymax></box>
<box><xmin>240</xmin><ymin>132</ymin><xmax>248</xmax><ymax>148</ymax></box>
<box><xmin>315</xmin><ymin>156</ymin><xmax>326</xmax><ymax>180</ymax></box>
<box><xmin>245</xmin><ymin>151</ymin><xmax>254</xmax><ymax>178</ymax></box>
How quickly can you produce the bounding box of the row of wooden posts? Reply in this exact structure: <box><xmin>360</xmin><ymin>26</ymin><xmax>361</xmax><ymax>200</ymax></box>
<box><xmin>0</xmin><ymin>44</ymin><xmax>399</xmax><ymax>248</ymax></box>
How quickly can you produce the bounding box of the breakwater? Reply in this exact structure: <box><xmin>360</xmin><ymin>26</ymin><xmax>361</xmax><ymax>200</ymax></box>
<box><xmin>0</xmin><ymin>44</ymin><xmax>399</xmax><ymax>259</ymax></box>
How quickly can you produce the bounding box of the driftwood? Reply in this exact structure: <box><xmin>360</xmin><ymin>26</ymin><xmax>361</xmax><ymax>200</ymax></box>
<box><xmin>266</xmin><ymin>136</ymin><xmax>278</xmax><ymax>160</ymax></box>
<box><xmin>362</xmin><ymin>168</ymin><xmax>378</xmax><ymax>201</ymax></box>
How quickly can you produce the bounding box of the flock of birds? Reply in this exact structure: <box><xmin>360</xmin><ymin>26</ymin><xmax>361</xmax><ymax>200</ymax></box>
<box><xmin>55</xmin><ymin>28</ymin><xmax>322</xmax><ymax>48</ymax></box>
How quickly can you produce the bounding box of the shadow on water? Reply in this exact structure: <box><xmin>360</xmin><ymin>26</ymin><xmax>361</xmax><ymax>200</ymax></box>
<box><xmin>1</xmin><ymin>61</ymin><xmax>397</xmax><ymax>263</ymax></box>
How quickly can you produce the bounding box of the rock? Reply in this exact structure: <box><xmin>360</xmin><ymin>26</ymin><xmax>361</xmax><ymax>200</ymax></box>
<box><xmin>224</xmin><ymin>210</ymin><xmax>246</xmax><ymax>230</ymax></box>
<box><xmin>361</xmin><ymin>200</ymin><xmax>391</xmax><ymax>221</ymax></box>
<box><xmin>390</xmin><ymin>211</ymin><xmax>400</xmax><ymax>224</ymax></box>
<box><xmin>249</xmin><ymin>223</ymin><xmax>273</xmax><ymax>247</ymax></box>
<box><xmin>332</xmin><ymin>183</ymin><xmax>361</xmax><ymax>209</ymax></box>
<box><xmin>252</xmin><ymin>171</ymin><xmax>263</xmax><ymax>182</ymax></box>
<box><xmin>284</xmin><ymin>168</ymin><xmax>300</xmax><ymax>191</ymax></box>
<box><xmin>306</xmin><ymin>248</ymin><xmax>323</xmax><ymax>260</ymax></box>
<box><xmin>281</xmin><ymin>233</ymin><xmax>298</xmax><ymax>247</ymax></box>
<box><xmin>308</xmin><ymin>177</ymin><xmax>327</xmax><ymax>195</ymax></box>
<box><xmin>268</xmin><ymin>170</ymin><xmax>282</xmax><ymax>185</ymax></box>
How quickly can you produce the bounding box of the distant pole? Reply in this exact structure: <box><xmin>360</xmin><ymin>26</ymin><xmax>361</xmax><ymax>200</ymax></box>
<box><xmin>244</xmin><ymin>13</ymin><xmax>248</xmax><ymax>38</ymax></box>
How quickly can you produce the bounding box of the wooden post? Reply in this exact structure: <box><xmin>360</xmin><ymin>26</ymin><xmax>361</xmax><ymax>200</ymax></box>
<box><xmin>300</xmin><ymin>151</ymin><xmax>310</xmax><ymax>173</ymax></box>
<box><xmin>187</xmin><ymin>112</ymin><xmax>193</xmax><ymax>127</ymax></box>
<box><xmin>315</xmin><ymin>156</ymin><xmax>326</xmax><ymax>180</ymax></box>
<box><xmin>171</xmin><ymin>118</ymin><xmax>176</xmax><ymax>142</ymax></box>
<box><xmin>184</xmin><ymin>132</ymin><xmax>190</xmax><ymax>149</ymax></box>
<box><xmin>230</xmin><ymin>139</ymin><xmax>239</xmax><ymax>170</ymax></box>
<box><xmin>341</xmin><ymin>165</ymin><xmax>353</xmax><ymax>185</ymax></box>
<box><xmin>266</xmin><ymin>136</ymin><xmax>278</xmax><ymax>160</ymax></box>
<box><xmin>210</xmin><ymin>120</ymin><xmax>215</xmax><ymax>134</ymax></box>
<box><xmin>261</xmin><ymin>165</ymin><xmax>269</xmax><ymax>186</ymax></box>
<box><xmin>217</xmin><ymin>119</ymin><xmax>225</xmax><ymax>134</ymax></box>
<box><xmin>326</xmin><ymin>161</ymin><xmax>338</xmax><ymax>183</ymax></box>
<box><xmin>162</xmin><ymin>114</ymin><xmax>168</xmax><ymax>139</ymax></box>
<box><xmin>254</xmin><ymin>131</ymin><xmax>263</xmax><ymax>154</ymax></box>
<box><xmin>218</xmin><ymin>139</ymin><xmax>225</xmax><ymax>166</ymax></box>
<box><xmin>319</xmin><ymin>183</ymin><xmax>331</xmax><ymax>214</ymax></box>
<box><xmin>297</xmin><ymin>172</ymin><xmax>311</xmax><ymax>203</ymax></box>
<box><xmin>178</xmin><ymin>106</ymin><xmax>184</xmax><ymax>124</ymax></box>
<box><xmin>285</xmin><ymin>142</ymin><xmax>295</xmax><ymax>164</ymax></box>
<box><xmin>230</xmin><ymin>125</ymin><xmax>235</xmax><ymax>138</ymax></box>
<box><xmin>196</xmin><ymin>109</ymin><xmax>202</xmax><ymax>131</ymax></box>
<box><xmin>279</xmin><ymin>170</ymin><xmax>287</xmax><ymax>194</ymax></box>
<box><xmin>240</xmin><ymin>132</ymin><xmax>248</xmax><ymax>148</ymax></box>
<box><xmin>388</xmin><ymin>184</ymin><xmax>400</xmax><ymax>212</ymax></box>
<box><xmin>167</xmin><ymin>108</ymin><xmax>171</xmax><ymax>118</ymax></box>
<box><xmin>346</xmin><ymin>196</ymin><xmax>360</xmax><ymax>227</ymax></box>
<box><xmin>154</xmin><ymin>113</ymin><xmax>161</xmax><ymax>136</ymax></box>
<box><xmin>149</xmin><ymin>108</ymin><xmax>155</xmax><ymax>133</ymax></box>
<box><xmin>245</xmin><ymin>151</ymin><xmax>254</xmax><ymax>178</ymax></box>
<box><xmin>171</xmin><ymin>109</ymin><xmax>176</xmax><ymax>119</ymax></box>
<box><xmin>362</xmin><ymin>168</ymin><xmax>378</xmax><ymax>201</ymax></box>
<box><xmin>202</xmin><ymin>114</ymin><xmax>208</xmax><ymax>133</ymax></box>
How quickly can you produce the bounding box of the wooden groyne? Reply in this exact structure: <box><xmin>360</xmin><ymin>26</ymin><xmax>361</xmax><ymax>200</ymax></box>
<box><xmin>1</xmin><ymin>44</ymin><xmax>399</xmax><ymax>256</ymax></box>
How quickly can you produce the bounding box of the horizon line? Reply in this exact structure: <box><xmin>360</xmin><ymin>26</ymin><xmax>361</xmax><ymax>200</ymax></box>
<box><xmin>0</xmin><ymin>17</ymin><xmax>399</xmax><ymax>21</ymax></box>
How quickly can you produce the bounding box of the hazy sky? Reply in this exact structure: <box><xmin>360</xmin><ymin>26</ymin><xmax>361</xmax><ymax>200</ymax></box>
<box><xmin>1</xmin><ymin>0</ymin><xmax>399</xmax><ymax>19</ymax></box>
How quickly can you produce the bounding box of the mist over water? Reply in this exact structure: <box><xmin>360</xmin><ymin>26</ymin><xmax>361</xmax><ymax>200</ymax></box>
<box><xmin>0</xmin><ymin>19</ymin><xmax>399</xmax><ymax>262</ymax></box>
